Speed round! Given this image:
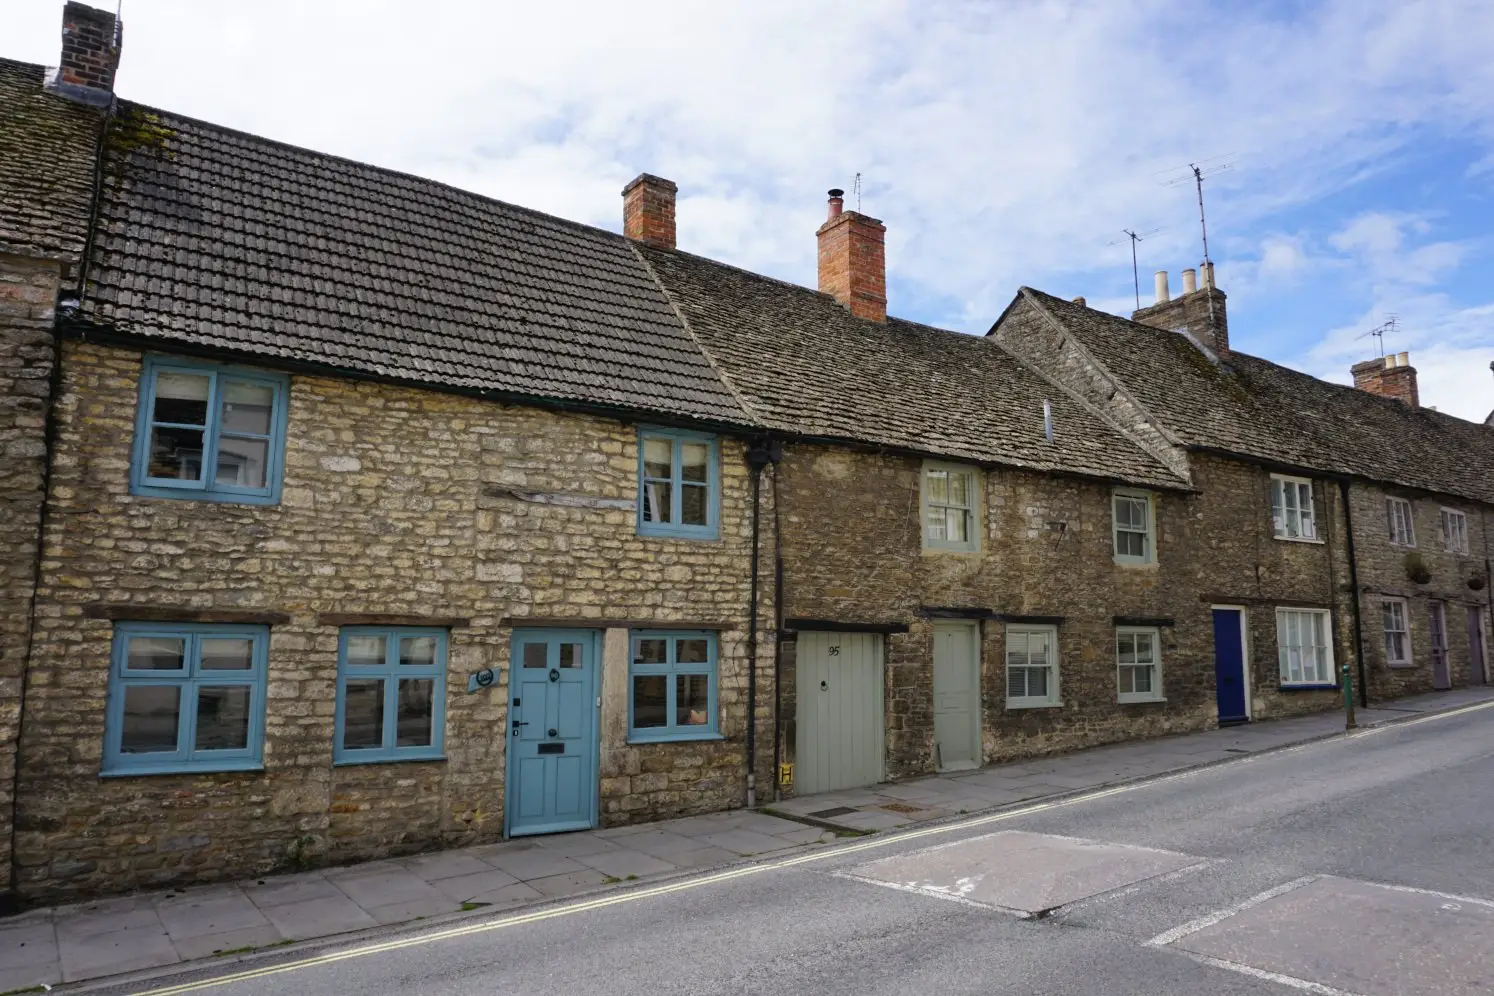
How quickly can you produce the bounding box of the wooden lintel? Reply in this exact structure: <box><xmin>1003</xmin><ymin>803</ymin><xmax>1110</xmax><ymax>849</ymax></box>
<box><xmin>82</xmin><ymin>604</ymin><xmax>292</xmax><ymax>625</ymax></box>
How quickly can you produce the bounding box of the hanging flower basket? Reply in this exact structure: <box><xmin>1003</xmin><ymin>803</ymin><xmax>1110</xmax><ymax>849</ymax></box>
<box><xmin>1469</xmin><ymin>574</ymin><xmax>1487</xmax><ymax>592</ymax></box>
<box><xmin>1405</xmin><ymin>552</ymin><xmax>1432</xmax><ymax>585</ymax></box>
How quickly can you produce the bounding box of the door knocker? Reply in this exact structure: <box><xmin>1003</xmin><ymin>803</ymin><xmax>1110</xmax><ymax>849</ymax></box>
<box><xmin>549</xmin><ymin>668</ymin><xmax>560</xmax><ymax>681</ymax></box>
<box><xmin>820</xmin><ymin>680</ymin><xmax>828</xmax><ymax>690</ymax></box>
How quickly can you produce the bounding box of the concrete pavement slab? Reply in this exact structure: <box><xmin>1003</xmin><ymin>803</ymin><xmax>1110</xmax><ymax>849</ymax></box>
<box><xmin>1171</xmin><ymin>876</ymin><xmax>1494</xmax><ymax>995</ymax></box>
<box><xmin>156</xmin><ymin>893</ymin><xmax>270</xmax><ymax>941</ymax></box>
<box><xmin>572</xmin><ymin>848</ymin><xmax>678</xmax><ymax>879</ymax></box>
<box><xmin>55</xmin><ymin>904</ymin><xmax>162</xmax><ymax>940</ymax></box>
<box><xmin>259</xmin><ymin>895</ymin><xmax>378</xmax><ymax>939</ymax></box>
<box><xmin>531</xmin><ymin>833</ymin><xmax>622</xmax><ymax>858</ymax></box>
<box><xmin>58</xmin><ymin>921</ymin><xmax>179</xmax><ymax>983</ymax></box>
<box><xmin>171</xmin><ymin>923</ymin><xmax>286</xmax><ymax>961</ymax></box>
<box><xmin>365</xmin><ymin>897</ymin><xmax>458</xmax><ymax>925</ymax></box>
<box><xmin>0</xmin><ymin>921</ymin><xmax>57</xmax><ymax>971</ymax></box>
<box><xmin>466</xmin><ymin>881</ymin><xmax>544</xmax><ymax>909</ymax></box>
<box><xmin>242</xmin><ymin>872</ymin><xmax>344</xmax><ymax>909</ymax></box>
<box><xmin>427</xmin><ymin>869</ymin><xmax>522</xmax><ymax>902</ymax></box>
<box><xmin>610</xmin><ymin>828</ymin><xmax>706</xmax><ymax>858</ymax></box>
<box><xmin>402</xmin><ymin>851</ymin><xmax>495</xmax><ymax>882</ymax></box>
<box><xmin>698</xmin><ymin>829</ymin><xmax>800</xmax><ymax>855</ymax></box>
<box><xmin>664</xmin><ymin>845</ymin><xmax>739</xmax><ymax>869</ymax></box>
<box><xmin>479</xmin><ymin>848</ymin><xmax>589</xmax><ymax>881</ymax></box>
<box><xmin>333</xmin><ymin>869</ymin><xmax>446</xmax><ymax>909</ymax></box>
<box><xmin>525</xmin><ymin>869</ymin><xmax>611</xmax><ymax>898</ymax></box>
<box><xmin>853</xmin><ymin>830</ymin><xmax>1200</xmax><ymax>915</ymax></box>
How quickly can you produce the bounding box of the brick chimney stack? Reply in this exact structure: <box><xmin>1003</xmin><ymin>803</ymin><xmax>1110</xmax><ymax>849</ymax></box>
<box><xmin>621</xmin><ymin>174</ymin><xmax>677</xmax><ymax>250</ymax></box>
<box><xmin>1132</xmin><ymin>262</ymin><xmax>1228</xmax><ymax>355</ymax></box>
<box><xmin>1351</xmin><ymin>352</ymin><xmax>1420</xmax><ymax>407</ymax></box>
<box><xmin>816</xmin><ymin>188</ymin><xmax>886</xmax><ymax>323</ymax></box>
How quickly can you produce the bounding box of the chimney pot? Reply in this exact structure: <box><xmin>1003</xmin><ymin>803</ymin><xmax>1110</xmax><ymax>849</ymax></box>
<box><xmin>1398</xmin><ymin>351</ymin><xmax>1409</xmax><ymax>368</ymax></box>
<box><xmin>816</xmin><ymin>188</ymin><xmax>886</xmax><ymax>322</ymax></box>
<box><xmin>1153</xmin><ymin>271</ymin><xmax>1170</xmax><ymax>304</ymax></box>
<box><xmin>1352</xmin><ymin>352</ymin><xmax>1419</xmax><ymax>406</ymax></box>
<box><xmin>1072</xmin><ymin>296</ymin><xmax>1086</xmax><ymax>306</ymax></box>
<box><xmin>621</xmin><ymin>173</ymin><xmax>677</xmax><ymax>250</ymax></box>
<box><xmin>1182</xmin><ymin>268</ymin><xmax>1197</xmax><ymax>294</ymax></box>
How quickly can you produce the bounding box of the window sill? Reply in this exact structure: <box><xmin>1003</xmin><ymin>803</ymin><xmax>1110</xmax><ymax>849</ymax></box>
<box><xmin>333</xmin><ymin>753</ymin><xmax>447</xmax><ymax>767</ymax></box>
<box><xmin>1005</xmin><ymin>700</ymin><xmax>1063</xmax><ymax>711</ymax></box>
<box><xmin>1273</xmin><ymin>535</ymin><xmax>1325</xmax><ymax>545</ymax></box>
<box><xmin>922</xmin><ymin>545</ymin><xmax>983</xmax><ymax>557</ymax></box>
<box><xmin>130</xmin><ymin>485</ymin><xmax>281</xmax><ymax>506</ymax></box>
<box><xmin>1113</xmin><ymin>558</ymin><xmax>1157</xmax><ymax>569</ymax></box>
<box><xmin>1387</xmin><ymin>662</ymin><xmax>1418</xmax><ymax>670</ymax></box>
<box><xmin>628</xmin><ymin>732</ymin><xmax>725</xmax><ymax>745</ymax></box>
<box><xmin>101</xmin><ymin>761</ymin><xmax>265</xmax><ymax>778</ymax></box>
<box><xmin>1277</xmin><ymin>684</ymin><xmax>1338</xmax><ymax>692</ymax></box>
<box><xmin>1118</xmin><ymin>695</ymin><xmax>1167</xmax><ymax>705</ymax></box>
<box><xmin>637</xmin><ymin>528</ymin><xmax>721</xmax><ymax>542</ymax></box>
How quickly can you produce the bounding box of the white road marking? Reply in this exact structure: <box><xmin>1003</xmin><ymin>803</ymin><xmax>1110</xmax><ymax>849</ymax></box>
<box><xmin>1170</xmin><ymin>950</ymin><xmax>1367</xmax><ymax>996</ymax></box>
<box><xmin>1145</xmin><ymin>875</ymin><xmax>1319</xmax><ymax>947</ymax></box>
<box><xmin>1048</xmin><ymin>859</ymin><xmax>1220</xmax><ymax>918</ymax></box>
<box><xmin>1347</xmin><ymin>698</ymin><xmax>1494</xmax><ymax>738</ymax></box>
<box><xmin>1341</xmin><ymin>878</ymin><xmax>1494</xmax><ymax>910</ymax></box>
<box><xmin>829</xmin><ymin>870</ymin><xmax>1023</xmax><ymax>915</ymax></box>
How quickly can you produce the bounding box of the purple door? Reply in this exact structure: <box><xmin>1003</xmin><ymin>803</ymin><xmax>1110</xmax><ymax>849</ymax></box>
<box><xmin>1470</xmin><ymin>608</ymin><xmax>1487</xmax><ymax>685</ymax></box>
<box><xmin>1430</xmin><ymin>602</ymin><xmax>1450</xmax><ymax>690</ymax></box>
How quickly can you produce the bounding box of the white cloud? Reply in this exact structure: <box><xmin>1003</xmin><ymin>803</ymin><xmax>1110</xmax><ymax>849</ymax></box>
<box><xmin>10</xmin><ymin>0</ymin><xmax>1494</xmax><ymax>392</ymax></box>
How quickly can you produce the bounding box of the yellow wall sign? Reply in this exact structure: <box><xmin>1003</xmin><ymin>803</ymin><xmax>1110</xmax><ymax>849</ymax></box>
<box><xmin>777</xmin><ymin>763</ymin><xmax>794</xmax><ymax>786</ymax></box>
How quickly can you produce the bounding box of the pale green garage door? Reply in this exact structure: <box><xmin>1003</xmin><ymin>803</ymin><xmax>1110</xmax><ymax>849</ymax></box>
<box><xmin>795</xmin><ymin>631</ymin><xmax>886</xmax><ymax>795</ymax></box>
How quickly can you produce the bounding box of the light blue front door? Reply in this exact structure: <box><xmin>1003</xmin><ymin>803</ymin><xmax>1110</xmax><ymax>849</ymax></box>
<box><xmin>505</xmin><ymin>630</ymin><xmax>601</xmax><ymax>836</ymax></box>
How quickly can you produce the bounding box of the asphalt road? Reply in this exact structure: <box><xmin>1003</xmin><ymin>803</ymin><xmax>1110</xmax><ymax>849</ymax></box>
<box><xmin>112</xmin><ymin>704</ymin><xmax>1494</xmax><ymax>996</ymax></box>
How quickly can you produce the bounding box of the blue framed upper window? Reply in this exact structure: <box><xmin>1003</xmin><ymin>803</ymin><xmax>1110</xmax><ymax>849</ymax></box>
<box><xmin>628</xmin><ymin>630</ymin><xmax>720</xmax><ymax>742</ymax></box>
<box><xmin>131</xmin><ymin>356</ymin><xmax>289</xmax><ymax>504</ymax></box>
<box><xmin>637</xmin><ymin>428</ymin><xmax>720</xmax><ymax>539</ymax></box>
<box><xmin>104</xmin><ymin>622</ymin><xmax>268</xmax><ymax>776</ymax></box>
<box><xmin>335</xmin><ymin>627</ymin><xmax>448</xmax><ymax>764</ymax></box>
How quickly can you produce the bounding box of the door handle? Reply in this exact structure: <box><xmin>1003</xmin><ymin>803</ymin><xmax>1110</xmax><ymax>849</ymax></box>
<box><xmin>511</xmin><ymin>721</ymin><xmax>528</xmax><ymax>737</ymax></box>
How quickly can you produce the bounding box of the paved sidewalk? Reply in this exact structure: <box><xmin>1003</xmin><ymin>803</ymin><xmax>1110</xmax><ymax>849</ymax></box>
<box><xmin>4</xmin><ymin>686</ymin><xmax>1492</xmax><ymax>992</ymax></box>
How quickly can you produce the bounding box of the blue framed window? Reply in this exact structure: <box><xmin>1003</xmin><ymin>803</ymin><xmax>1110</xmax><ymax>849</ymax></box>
<box><xmin>104</xmin><ymin>622</ymin><xmax>268</xmax><ymax>775</ymax></box>
<box><xmin>637</xmin><ymin>428</ymin><xmax>720</xmax><ymax>539</ymax></box>
<box><xmin>130</xmin><ymin>356</ymin><xmax>289</xmax><ymax>504</ymax></box>
<box><xmin>335</xmin><ymin>627</ymin><xmax>448</xmax><ymax>764</ymax></box>
<box><xmin>628</xmin><ymin>630</ymin><xmax>720</xmax><ymax>742</ymax></box>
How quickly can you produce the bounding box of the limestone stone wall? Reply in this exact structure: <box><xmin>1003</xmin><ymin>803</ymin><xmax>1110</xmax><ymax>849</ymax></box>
<box><xmin>0</xmin><ymin>253</ymin><xmax>62</xmax><ymax>905</ymax></box>
<box><xmin>15</xmin><ymin>340</ymin><xmax>767</xmax><ymax>903</ymax></box>
<box><xmin>773</xmin><ymin>443</ymin><xmax>1215</xmax><ymax>784</ymax></box>
<box><xmin>1348</xmin><ymin>482</ymin><xmax>1493</xmax><ymax>699</ymax></box>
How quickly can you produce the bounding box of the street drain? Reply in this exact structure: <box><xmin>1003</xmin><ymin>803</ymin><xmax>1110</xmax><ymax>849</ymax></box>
<box><xmin>1224</xmin><ymin>748</ymin><xmax>1249</xmax><ymax>753</ymax></box>
<box><xmin>880</xmin><ymin>803</ymin><xmax>924</xmax><ymax>814</ymax></box>
<box><xmin>809</xmin><ymin>806</ymin><xmax>859</xmax><ymax>818</ymax></box>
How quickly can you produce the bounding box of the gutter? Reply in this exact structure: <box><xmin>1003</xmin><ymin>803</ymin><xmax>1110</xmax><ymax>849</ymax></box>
<box><xmin>743</xmin><ymin>437</ymin><xmax>781</xmax><ymax>808</ymax></box>
<box><xmin>1339</xmin><ymin>479</ymin><xmax>1369</xmax><ymax>708</ymax></box>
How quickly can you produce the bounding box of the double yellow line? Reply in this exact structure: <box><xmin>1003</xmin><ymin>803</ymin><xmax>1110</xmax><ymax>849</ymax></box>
<box><xmin>136</xmin><ymin>698</ymin><xmax>1494</xmax><ymax>994</ymax></box>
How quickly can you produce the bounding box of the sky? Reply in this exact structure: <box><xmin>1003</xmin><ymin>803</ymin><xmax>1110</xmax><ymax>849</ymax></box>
<box><xmin>12</xmin><ymin>0</ymin><xmax>1494</xmax><ymax>420</ymax></box>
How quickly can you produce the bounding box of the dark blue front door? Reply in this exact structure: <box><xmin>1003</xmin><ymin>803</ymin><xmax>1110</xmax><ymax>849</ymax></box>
<box><xmin>505</xmin><ymin>630</ymin><xmax>600</xmax><ymax>836</ymax></box>
<box><xmin>1212</xmin><ymin>609</ymin><xmax>1248</xmax><ymax>723</ymax></box>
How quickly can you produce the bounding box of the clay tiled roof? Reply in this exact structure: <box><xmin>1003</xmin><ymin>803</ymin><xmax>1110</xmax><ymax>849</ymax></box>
<box><xmin>0</xmin><ymin>58</ymin><xmax>102</xmax><ymax>261</ymax></box>
<box><xmin>75</xmin><ymin>98</ymin><xmax>753</xmax><ymax>426</ymax></box>
<box><xmin>1020</xmin><ymin>288</ymin><xmax>1494</xmax><ymax>505</ymax></box>
<box><xmin>639</xmin><ymin>246</ymin><xmax>1188</xmax><ymax>489</ymax></box>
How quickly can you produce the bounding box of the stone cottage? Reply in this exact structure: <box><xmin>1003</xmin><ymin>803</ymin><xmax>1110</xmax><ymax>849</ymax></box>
<box><xmin>3</xmin><ymin>3</ymin><xmax>1493</xmax><ymax>909</ymax></box>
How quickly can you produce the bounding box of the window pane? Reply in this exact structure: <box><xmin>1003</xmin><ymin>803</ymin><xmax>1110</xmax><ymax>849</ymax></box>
<box><xmin>522</xmin><ymin>643</ymin><xmax>548</xmax><ymax>668</ymax></box>
<box><xmin>195</xmin><ymin>685</ymin><xmax>251</xmax><ymax>750</ymax></box>
<box><xmin>674</xmin><ymin>638</ymin><xmax>708</xmax><ymax>664</ymax></box>
<box><xmin>634</xmin><ymin>639</ymin><xmax>669</xmax><ymax>666</ymax></box>
<box><xmin>220</xmin><ymin>381</ymin><xmax>273</xmax><ymax>434</ymax></box>
<box><xmin>680</xmin><ymin>442</ymin><xmax>709</xmax><ymax>484</ymax></box>
<box><xmin>200</xmin><ymin>637</ymin><xmax>253</xmax><ymax>670</ymax></box>
<box><xmin>1117</xmin><ymin>634</ymin><xmax>1135</xmax><ymax>664</ymax></box>
<box><xmin>643</xmin><ymin>438</ymin><xmax>672</xmax><ymax>480</ymax></box>
<box><xmin>1026</xmin><ymin>667</ymin><xmax>1048</xmax><ymax>698</ymax></box>
<box><xmin>946</xmin><ymin>507</ymin><xmax>969</xmax><ymax>543</ymax></box>
<box><xmin>148</xmin><ymin>425</ymin><xmax>206</xmax><ymax>480</ymax></box>
<box><xmin>676</xmin><ymin>674</ymin><xmax>709</xmax><ymax>726</ymax></box>
<box><xmin>215</xmin><ymin>436</ymin><xmax>269</xmax><ymax>488</ymax></box>
<box><xmin>559</xmin><ymin>643</ymin><xmax>582</xmax><ymax>668</ymax></box>
<box><xmin>643</xmin><ymin>481</ymin><xmax>672</xmax><ymax>524</ymax></box>
<box><xmin>632</xmin><ymin>675</ymin><xmax>667</xmax><ymax>728</ymax></box>
<box><xmin>153</xmin><ymin>371</ymin><xmax>210</xmax><ymax>424</ymax></box>
<box><xmin>127</xmin><ymin>636</ymin><xmax>185</xmax><ymax>670</ymax></box>
<box><xmin>1134</xmin><ymin>666</ymin><xmax>1153</xmax><ymax>694</ymax></box>
<box><xmin>681</xmin><ymin>483</ymin><xmax>708</xmax><ymax>526</ymax></box>
<box><xmin>948</xmin><ymin>472</ymin><xmax>969</xmax><ymax>508</ymax></box>
<box><xmin>926</xmin><ymin>508</ymin><xmax>948</xmax><ymax>541</ymax></box>
<box><xmin>1008</xmin><ymin>667</ymin><xmax>1027</xmax><ymax>699</ymax></box>
<box><xmin>1135</xmin><ymin>632</ymin><xmax>1154</xmax><ymax>662</ymax></box>
<box><xmin>1119</xmin><ymin>531</ymin><xmax>1144</xmax><ymax>557</ymax></box>
<box><xmin>342</xmin><ymin>679</ymin><xmax>384</xmax><ymax>749</ymax></box>
<box><xmin>396</xmin><ymin>679</ymin><xmax>434</xmax><ymax>747</ymax></box>
<box><xmin>399</xmin><ymin>636</ymin><xmax>438</xmax><ymax>667</ymax></box>
<box><xmin>1005</xmin><ymin>633</ymin><xmax>1029</xmax><ymax>669</ymax></box>
<box><xmin>1118</xmin><ymin>666</ymin><xmax>1135</xmax><ymax>695</ymax></box>
<box><xmin>346</xmin><ymin>635</ymin><xmax>386</xmax><ymax>667</ymax></box>
<box><xmin>121</xmin><ymin>685</ymin><xmax>180</xmax><ymax>753</ymax></box>
<box><xmin>926</xmin><ymin>470</ymin><xmax>948</xmax><ymax>505</ymax></box>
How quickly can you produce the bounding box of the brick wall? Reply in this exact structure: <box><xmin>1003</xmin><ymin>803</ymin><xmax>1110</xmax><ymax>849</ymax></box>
<box><xmin>772</xmin><ymin>443</ymin><xmax>1214</xmax><ymax>785</ymax></box>
<box><xmin>0</xmin><ymin>253</ymin><xmax>61</xmax><ymax>905</ymax></box>
<box><xmin>1349</xmin><ymin>483</ymin><xmax>1493</xmax><ymax>698</ymax></box>
<box><xmin>14</xmin><ymin>340</ymin><xmax>767</xmax><ymax>902</ymax></box>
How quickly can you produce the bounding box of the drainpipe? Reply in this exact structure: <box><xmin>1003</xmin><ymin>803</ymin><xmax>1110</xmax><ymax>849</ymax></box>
<box><xmin>744</xmin><ymin>438</ymin><xmax>781</xmax><ymax>809</ymax></box>
<box><xmin>771</xmin><ymin>461</ymin><xmax>785</xmax><ymax>801</ymax></box>
<box><xmin>1338</xmin><ymin>479</ymin><xmax>1369</xmax><ymax>708</ymax></box>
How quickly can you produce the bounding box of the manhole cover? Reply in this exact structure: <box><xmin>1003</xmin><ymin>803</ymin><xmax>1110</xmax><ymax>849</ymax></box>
<box><xmin>809</xmin><ymin>806</ymin><xmax>859</xmax><ymax>819</ymax></box>
<box><xmin>880</xmin><ymin>803</ymin><xmax>924</xmax><ymax>814</ymax></box>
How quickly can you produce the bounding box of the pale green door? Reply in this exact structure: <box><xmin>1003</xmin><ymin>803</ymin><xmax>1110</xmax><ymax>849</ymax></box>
<box><xmin>795</xmin><ymin>631</ymin><xmax>885</xmax><ymax>795</ymax></box>
<box><xmin>932</xmin><ymin>622</ymin><xmax>981</xmax><ymax>771</ymax></box>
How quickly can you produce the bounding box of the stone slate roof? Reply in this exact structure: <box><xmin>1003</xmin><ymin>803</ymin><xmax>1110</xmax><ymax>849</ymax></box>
<box><xmin>639</xmin><ymin>245</ymin><xmax>1188</xmax><ymax>489</ymax></box>
<box><xmin>1020</xmin><ymin>288</ymin><xmax>1494</xmax><ymax>505</ymax></box>
<box><xmin>73</xmin><ymin>94</ymin><xmax>752</xmax><ymax>426</ymax></box>
<box><xmin>0</xmin><ymin>58</ymin><xmax>102</xmax><ymax>261</ymax></box>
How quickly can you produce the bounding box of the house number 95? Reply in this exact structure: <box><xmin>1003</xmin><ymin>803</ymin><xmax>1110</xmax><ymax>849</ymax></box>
<box><xmin>828</xmin><ymin>645</ymin><xmax>841</xmax><ymax>656</ymax></box>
